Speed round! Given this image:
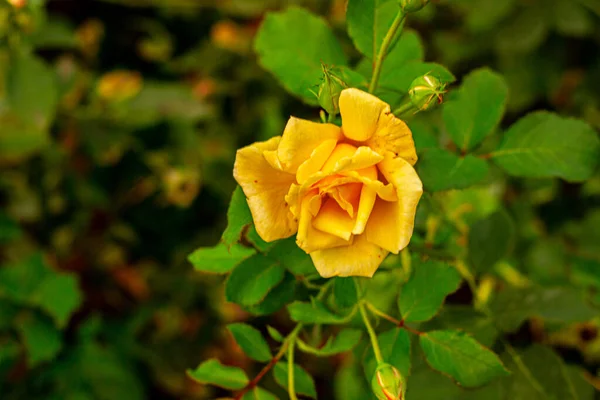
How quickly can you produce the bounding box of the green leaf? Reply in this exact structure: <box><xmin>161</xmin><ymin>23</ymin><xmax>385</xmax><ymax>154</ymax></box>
<box><xmin>346</xmin><ymin>0</ymin><xmax>401</xmax><ymax>59</ymax></box>
<box><xmin>267</xmin><ymin>237</ymin><xmax>315</xmax><ymax>276</ymax></box>
<box><xmin>426</xmin><ymin>306</ymin><xmax>499</xmax><ymax>348</ymax></box>
<box><xmin>267</xmin><ymin>325</ymin><xmax>284</xmax><ymax>342</ymax></box>
<box><xmin>468</xmin><ymin>209</ymin><xmax>515</xmax><ymax>274</ymax></box>
<box><xmin>187</xmin><ymin>358</ymin><xmax>249</xmax><ymax>390</ymax></box>
<box><xmin>333</xmin><ymin>277</ymin><xmax>359</xmax><ymax>309</ymax></box>
<box><xmin>242</xmin><ymin>387</ymin><xmax>278</xmax><ymax>400</ymax></box>
<box><xmin>273</xmin><ymin>362</ymin><xmax>317</xmax><ymax>398</ymax></box>
<box><xmin>254</xmin><ymin>7</ymin><xmax>347</xmax><ymax>104</ymax></box>
<box><xmin>443</xmin><ymin>68</ymin><xmax>508</xmax><ymax>152</ymax></box>
<box><xmin>417</xmin><ymin>148</ymin><xmax>489</xmax><ymax>192</ymax></box>
<box><xmin>227</xmin><ymin>323</ymin><xmax>272</xmax><ymax>362</ymax></box>
<box><xmin>226</xmin><ymin>254</ymin><xmax>286</xmax><ymax>306</ymax></box>
<box><xmin>298</xmin><ymin>329</ymin><xmax>362</xmax><ymax>356</ymax></box>
<box><xmin>491</xmin><ymin>112</ymin><xmax>600</xmax><ymax>181</ymax></box>
<box><xmin>222</xmin><ymin>186</ymin><xmax>253</xmax><ymax>246</ymax></box>
<box><xmin>398</xmin><ymin>261</ymin><xmax>462</xmax><ymax>323</ymax></box>
<box><xmin>364</xmin><ymin>328</ymin><xmax>411</xmax><ymax>380</ymax></box>
<box><xmin>334</xmin><ymin>362</ymin><xmax>372</xmax><ymax>400</ymax></box>
<box><xmin>419</xmin><ymin>330</ymin><xmax>509</xmax><ymax>387</ymax></box>
<box><xmin>245</xmin><ymin>272</ymin><xmax>296</xmax><ymax>316</ymax></box>
<box><xmin>288</xmin><ymin>299</ymin><xmax>350</xmax><ymax>324</ymax></box>
<box><xmin>380</xmin><ymin>61</ymin><xmax>455</xmax><ymax>95</ymax></box>
<box><xmin>16</xmin><ymin>313</ymin><xmax>63</xmax><ymax>366</ymax></box>
<box><xmin>30</xmin><ymin>273</ymin><xmax>83</xmax><ymax>328</ymax></box>
<box><xmin>188</xmin><ymin>243</ymin><xmax>256</xmax><ymax>274</ymax></box>
<box><xmin>0</xmin><ymin>212</ymin><xmax>22</xmax><ymax>243</ymax></box>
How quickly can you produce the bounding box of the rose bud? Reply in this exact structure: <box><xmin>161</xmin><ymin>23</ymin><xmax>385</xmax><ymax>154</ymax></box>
<box><xmin>399</xmin><ymin>0</ymin><xmax>430</xmax><ymax>13</ymax></box>
<box><xmin>316</xmin><ymin>65</ymin><xmax>347</xmax><ymax>116</ymax></box>
<box><xmin>371</xmin><ymin>363</ymin><xmax>404</xmax><ymax>400</ymax></box>
<box><xmin>408</xmin><ymin>74</ymin><xmax>446</xmax><ymax>112</ymax></box>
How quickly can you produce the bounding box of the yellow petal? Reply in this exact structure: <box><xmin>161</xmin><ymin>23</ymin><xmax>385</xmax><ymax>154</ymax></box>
<box><xmin>367</xmin><ymin>110</ymin><xmax>418</xmax><ymax>166</ymax></box>
<box><xmin>322</xmin><ymin>144</ymin><xmax>384</xmax><ymax>174</ymax></box>
<box><xmin>277</xmin><ymin>117</ymin><xmax>342</xmax><ymax>173</ymax></box>
<box><xmin>233</xmin><ymin>136</ymin><xmax>298</xmax><ymax>242</ymax></box>
<box><xmin>296</xmin><ymin>139</ymin><xmax>338</xmax><ymax>184</ymax></box>
<box><xmin>296</xmin><ymin>193</ymin><xmax>350</xmax><ymax>253</ymax></box>
<box><xmin>339</xmin><ymin>88</ymin><xmax>389</xmax><ymax>142</ymax></box>
<box><xmin>312</xmin><ymin>198</ymin><xmax>355</xmax><ymax>241</ymax></box>
<box><xmin>366</xmin><ymin>153</ymin><xmax>423</xmax><ymax>253</ymax></box>
<box><xmin>310</xmin><ymin>234</ymin><xmax>388</xmax><ymax>278</ymax></box>
<box><xmin>352</xmin><ymin>184</ymin><xmax>377</xmax><ymax>235</ymax></box>
<box><xmin>328</xmin><ymin>182</ymin><xmax>361</xmax><ymax>217</ymax></box>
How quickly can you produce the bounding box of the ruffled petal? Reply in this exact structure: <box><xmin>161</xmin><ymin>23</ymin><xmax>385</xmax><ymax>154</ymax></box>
<box><xmin>312</xmin><ymin>198</ymin><xmax>355</xmax><ymax>241</ymax></box>
<box><xmin>296</xmin><ymin>139</ymin><xmax>338</xmax><ymax>184</ymax></box>
<box><xmin>367</xmin><ymin>110</ymin><xmax>418</xmax><ymax>166</ymax></box>
<box><xmin>365</xmin><ymin>153</ymin><xmax>423</xmax><ymax>253</ymax></box>
<box><xmin>339</xmin><ymin>88</ymin><xmax>389</xmax><ymax>142</ymax></box>
<box><xmin>310</xmin><ymin>234</ymin><xmax>388</xmax><ymax>278</ymax></box>
<box><xmin>277</xmin><ymin>117</ymin><xmax>342</xmax><ymax>173</ymax></box>
<box><xmin>233</xmin><ymin>136</ymin><xmax>298</xmax><ymax>242</ymax></box>
<box><xmin>296</xmin><ymin>192</ymin><xmax>350</xmax><ymax>253</ymax></box>
<box><xmin>352</xmin><ymin>185</ymin><xmax>377</xmax><ymax>235</ymax></box>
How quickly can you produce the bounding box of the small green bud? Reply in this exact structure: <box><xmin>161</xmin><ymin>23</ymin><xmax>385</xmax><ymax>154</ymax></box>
<box><xmin>371</xmin><ymin>363</ymin><xmax>404</xmax><ymax>400</ymax></box>
<box><xmin>316</xmin><ymin>64</ymin><xmax>347</xmax><ymax>116</ymax></box>
<box><xmin>399</xmin><ymin>0</ymin><xmax>430</xmax><ymax>13</ymax></box>
<box><xmin>408</xmin><ymin>74</ymin><xmax>446</xmax><ymax>112</ymax></box>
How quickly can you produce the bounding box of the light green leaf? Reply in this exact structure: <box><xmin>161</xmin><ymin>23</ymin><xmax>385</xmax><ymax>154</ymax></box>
<box><xmin>333</xmin><ymin>277</ymin><xmax>359</xmax><ymax>309</ymax></box>
<box><xmin>298</xmin><ymin>329</ymin><xmax>362</xmax><ymax>356</ymax></box>
<box><xmin>30</xmin><ymin>273</ymin><xmax>82</xmax><ymax>328</ymax></box>
<box><xmin>288</xmin><ymin>299</ymin><xmax>350</xmax><ymax>324</ymax></box>
<box><xmin>227</xmin><ymin>323</ymin><xmax>272</xmax><ymax>362</ymax></box>
<box><xmin>364</xmin><ymin>328</ymin><xmax>411</xmax><ymax>380</ymax></box>
<box><xmin>226</xmin><ymin>254</ymin><xmax>286</xmax><ymax>306</ymax></box>
<box><xmin>267</xmin><ymin>325</ymin><xmax>284</xmax><ymax>342</ymax></box>
<box><xmin>346</xmin><ymin>0</ymin><xmax>401</xmax><ymax>59</ymax></box>
<box><xmin>254</xmin><ymin>7</ymin><xmax>347</xmax><ymax>104</ymax></box>
<box><xmin>380</xmin><ymin>61</ymin><xmax>455</xmax><ymax>95</ymax></box>
<box><xmin>399</xmin><ymin>261</ymin><xmax>462</xmax><ymax>323</ymax></box>
<box><xmin>17</xmin><ymin>313</ymin><xmax>63</xmax><ymax>366</ymax></box>
<box><xmin>491</xmin><ymin>112</ymin><xmax>600</xmax><ymax>181</ymax></box>
<box><xmin>242</xmin><ymin>387</ymin><xmax>278</xmax><ymax>400</ymax></box>
<box><xmin>417</xmin><ymin>148</ymin><xmax>489</xmax><ymax>192</ymax></box>
<box><xmin>188</xmin><ymin>243</ymin><xmax>256</xmax><ymax>274</ymax></box>
<box><xmin>273</xmin><ymin>362</ymin><xmax>317</xmax><ymax>398</ymax></box>
<box><xmin>468</xmin><ymin>209</ymin><xmax>515</xmax><ymax>274</ymax></box>
<box><xmin>420</xmin><ymin>330</ymin><xmax>509</xmax><ymax>387</ymax></box>
<box><xmin>187</xmin><ymin>358</ymin><xmax>249</xmax><ymax>390</ymax></box>
<box><xmin>222</xmin><ymin>186</ymin><xmax>253</xmax><ymax>246</ymax></box>
<box><xmin>443</xmin><ymin>68</ymin><xmax>508</xmax><ymax>152</ymax></box>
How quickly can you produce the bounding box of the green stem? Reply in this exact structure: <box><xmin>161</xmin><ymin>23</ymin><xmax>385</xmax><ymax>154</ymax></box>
<box><xmin>288</xmin><ymin>335</ymin><xmax>299</xmax><ymax>400</ymax></box>
<box><xmin>392</xmin><ymin>101</ymin><xmax>416</xmax><ymax>118</ymax></box>
<box><xmin>359</xmin><ymin>300</ymin><xmax>384</xmax><ymax>364</ymax></box>
<box><xmin>368</xmin><ymin>11</ymin><xmax>406</xmax><ymax>94</ymax></box>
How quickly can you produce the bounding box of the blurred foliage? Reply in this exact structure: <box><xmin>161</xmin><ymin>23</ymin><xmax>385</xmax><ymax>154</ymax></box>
<box><xmin>0</xmin><ymin>0</ymin><xmax>599</xmax><ymax>399</ymax></box>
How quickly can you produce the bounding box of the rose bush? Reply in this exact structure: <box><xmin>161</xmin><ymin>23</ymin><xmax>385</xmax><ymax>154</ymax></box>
<box><xmin>234</xmin><ymin>88</ymin><xmax>423</xmax><ymax>277</ymax></box>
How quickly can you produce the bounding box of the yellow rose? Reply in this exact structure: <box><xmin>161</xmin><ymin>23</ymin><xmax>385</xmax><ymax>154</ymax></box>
<box><xmin>233</xmin><ymin>88</ymin><xmax>423</xmax><ymax>278</ymax></box>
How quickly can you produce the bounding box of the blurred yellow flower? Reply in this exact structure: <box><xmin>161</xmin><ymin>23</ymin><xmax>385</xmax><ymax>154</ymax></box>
<box><xmin>96</xmin><ymin>70</ymin><xmax>143</xmax><ymax>102</ymax></box>
<box><xmin>234</xmin><ymin>88</ymin><xmax>422</xmax><ymax>278</ymax></box>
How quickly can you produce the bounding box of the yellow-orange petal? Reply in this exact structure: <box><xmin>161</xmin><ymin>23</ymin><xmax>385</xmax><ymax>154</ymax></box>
<box><xmin>296</xmin><ymin>193</ymin><xmax>350</xmax><ymax>253</ymax></box>
<box><xmin>277</xmin><ymin>117</ymin><xmax>342</xmax><ymax>173</ymax></box>
<box><xmin>312</xmin><ymin>198</ymin><xmax>355</xmax><ymax>241</ymax></box>
<box><xmin>365</xmin><ymin>153</ymin><xmax>423</xmax><ymax>253</ymax></box>
<box><xmin>339</xmin><ymin>88</ymin><xmax>389</xmax><ymax>142</ymax></box>
<box><xmin>310</xmin><ymin>234</ymin><xmax>388</xmax><ymax>278</ymax></box>
<box><xmin>367</xmin><ymin>109</ymin><xmax>418</xmax><ymax>166</ymax></box>
<box><xmin>296</xmin><ymin>139</ymin><xmax>338</xmax><ymax>184</ymax></box>
<box><xmin>352</xmin><ymin>185</ymin><xmax>377</xmax><ymax>235</ymax></box>
<box><xmin>233</xmin><ymin>136</ymin><xmax>298</xmax><ymax>242</ymax></box>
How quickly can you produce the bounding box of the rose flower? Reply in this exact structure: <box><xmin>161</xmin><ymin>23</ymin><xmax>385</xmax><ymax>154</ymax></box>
<box><xmin>234</xmin><ymin>88</ymin><xmax>423</xmax><ymax>277</ymax></box>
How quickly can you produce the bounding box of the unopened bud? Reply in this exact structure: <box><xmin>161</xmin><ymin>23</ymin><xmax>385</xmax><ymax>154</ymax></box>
<box><xmin>8</xmin><ymin>0</ymin><xmax>27</xmax><ymax>9</ymax></box>
<box><xmin>399</xmin><ymin>0</ymin><xmax>430</xmax><ymax>13</ymax></box>
<box><xmin>371</xmin><ymin>363</ymin><xmax>404</xmax><ymax>400</ymax></box>
<box><xmin>408</xmin><ymin>74</ymin><xmax>446</xmax><ymax>112</ymax></box>
<box><xmin>316</xmin><ymin>64</ymin><xmax>347</xmax><ymax>116</ymax></box>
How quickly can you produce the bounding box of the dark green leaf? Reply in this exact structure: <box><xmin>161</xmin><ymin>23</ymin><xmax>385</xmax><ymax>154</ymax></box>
<box><xmin>0</xmin><ymin>212</ymin><xmax>22</xmax><ymax>243</ymax></box>
<box><xmin>299</xmin><ymin>329</ymin><xmax>362</xmax><ymax>356</ymax></box>
<box><xmin>267</xmin><ymin>237</ymin><xmax>315</xmax><ymax>276</ymax></box>
<box><xmin>187</xmin><ymin>358</ymin><xmax>249</xmax><ymax>390</ymax></box>
<box><xmin>245</xmin><ymin>272</ymin><xmax>296</xmax><ymax>316</ymax></box>
<box><xmin>347</xmin><ymin>0</ymin><xmax>402</xmax><ymax>59</ymax></box>
<box><xmin>334</xmin><ymin>361</ymin><xmax>372</xmax><ymax>400</ymax></box>
<box><xmin>426</xmin><ymin>306</ymin><xmax>499</xmax><ymax>348</ymax></box>
<box><xmin>417</xmin><ymin>148</ymin><xmax>489</xmax><ymax>192</ymax></box>
<box><xmin>226</xmin><ymin>254</ymin><xmax>286</xmax><ymax>306</ymax></box>
<box><xmin>468</xmin><ymin>209</ymin><xmax>515</xmax><ymax>274</ymax></box>
<box><xmin>443</xmin><ymin>68</ymin><xmax>508</xmax><ymax>152</ymax></box>
<box><xmin>222</xmin><ymin>186</ymin><xmax>253</xmax><ymax>246</ymax></box>
<box><xmin>399</xmin><ymin>261</ymin><xmax>462</xmax><ymax>322</ymax></box>
<box><xmin>364</xmin><ymin>328</ymin><xmax>411</xmax><ymax>380</ymax></box>
<box><xmin>420</xmin><ymin>330</ymin><xmax>509</xmax><ymax>387</ymax></box>
<box><xmin>254</xmin><ymin>7</ymin><xmax>348</xmax><ymax>104</ymax></box>
<box><xmin>188</xmin><ymin>243</ymin><xmax>256</xmax><ymax>274</ymax></box>
<box><xmin>227</xmin><ymin>323</ymin><xmax>272</xmax><ymax>362</ymax></box>
<box><xmin>491</xmin><ymin>112</ymin><xmax>600</xmax><ymax>181</ymax></box>
<box><xmin>273</xmin><ymin>362</ymin><xmax>317</xmax><ymax>398</ymax></box>
<box><xmin>17</xmin><ymin>313</ymin><xmax>63</xmax><ymax>366</ymax></box>
<box><xmin>30</xmin><ymin>273</ymin><xmax>82</xmax><ymax>328</ymax></box>
<box><xmin>333</xmin><ymin>277</ymin><xmax>359</xmax><ymax>309</ymax></box>
<box><xmin>288</xmin><ymin>299</ymin><xmax>350</xmax><ymax>324</ymax></box>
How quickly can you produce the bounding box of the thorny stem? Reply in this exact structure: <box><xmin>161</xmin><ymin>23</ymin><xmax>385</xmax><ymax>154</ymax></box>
<box><xmin>369</xmin><ymin>11</ymin><xmax>406</xmax><ymax>94</ymax></box>
<box><xmin>359</xmin><ymin>300</ymin><xmax>385</xmax><ymax>364</ymax></box>
<box><xmin>233</xmin><ymin>280</ymin><xmax>334</xmax><ymax>399</ymax></box>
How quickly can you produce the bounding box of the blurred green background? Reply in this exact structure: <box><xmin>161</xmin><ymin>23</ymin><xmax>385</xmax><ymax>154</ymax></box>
<box><xmin>1</xmin><ymin>0</ymin><xmax>599</xmax><ymax>399</ymax></box>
